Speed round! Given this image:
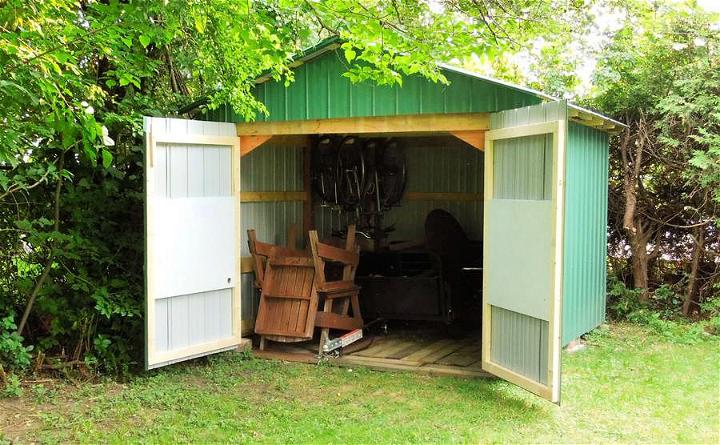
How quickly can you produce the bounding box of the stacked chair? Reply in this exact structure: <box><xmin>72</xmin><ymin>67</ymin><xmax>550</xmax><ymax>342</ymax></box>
<box><xmin>249</xmin><ymin>225</ymin><xmax>364</xmax><ymax>353</ymax></box>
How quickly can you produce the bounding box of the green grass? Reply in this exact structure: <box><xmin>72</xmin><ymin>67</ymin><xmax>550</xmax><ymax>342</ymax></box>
<box><xmin>2</xmin><ymin>323</ymin><xmax>718</xmax><ymax>444</ymax></box>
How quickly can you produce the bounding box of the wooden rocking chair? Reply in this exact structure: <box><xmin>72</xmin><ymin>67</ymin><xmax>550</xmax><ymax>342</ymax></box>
<box><xmin>309</xmin><ymin>225</ymin><xmax>364</xmax><ymax>354</ymax></box>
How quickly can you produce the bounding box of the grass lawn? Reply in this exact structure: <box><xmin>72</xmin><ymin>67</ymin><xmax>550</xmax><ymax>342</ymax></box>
<box><xmin>1</xmin><ymin>322</ymin><xmax>718</xmax><ymax>444</ymax></box>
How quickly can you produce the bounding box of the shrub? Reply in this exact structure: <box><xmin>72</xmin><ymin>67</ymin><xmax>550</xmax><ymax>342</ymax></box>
<box><xmin>0</xmin><ymin>314</ymin><xmax>32</xmax><ymax>371</ymax></box>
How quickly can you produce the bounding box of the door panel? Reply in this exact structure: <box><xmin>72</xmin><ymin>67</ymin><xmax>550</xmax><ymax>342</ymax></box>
<box><xmin>482</xmin><ymin>105</ymin><xmax>566</xmax><ymax>404</ymax></box>
<box><xmin>145</xmin><ymin>117</ymin><xmax>241</xmax><ymax>370</ymax></box>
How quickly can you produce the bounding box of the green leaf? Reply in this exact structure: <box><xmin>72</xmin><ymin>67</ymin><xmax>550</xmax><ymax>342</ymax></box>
<box><xmin>344</xmin><ymin>48</ymin><xmax>356</xmax><ymax>62</ymax></box>
<box><xmin>101</xmin><ymin>149</ymin><xmax>113</xmax><ymax>169</ymax></box>
<box><xmin>139</xmin><ymin>34</ymin><xmax>151</xmax><ymax>48</ymax></box>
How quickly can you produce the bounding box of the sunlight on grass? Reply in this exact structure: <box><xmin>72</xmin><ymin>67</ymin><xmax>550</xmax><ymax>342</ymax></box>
<box><xmin>5</xmin><ymin>323</ymin><xmax>719</xmax><ymax>444</ymax></box>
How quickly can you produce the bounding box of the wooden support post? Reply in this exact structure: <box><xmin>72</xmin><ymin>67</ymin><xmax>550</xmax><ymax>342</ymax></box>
<box><xmin>302</xmin><ymin>139</ymin><xmax>313</xmax><ymax>236</ymax></box>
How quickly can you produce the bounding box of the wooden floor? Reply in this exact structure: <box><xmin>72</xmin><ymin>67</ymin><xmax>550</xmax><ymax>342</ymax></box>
<box><xmin>253</xmin><ymin>330</ymin><xmax>491</xmax><ymax>378</ymax></box>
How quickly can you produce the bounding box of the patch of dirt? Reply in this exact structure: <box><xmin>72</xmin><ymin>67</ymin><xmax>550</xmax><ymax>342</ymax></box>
<box><xmin>0</xmin><ymin>379</ymin><xmax>125</xmax><ymax>444</ymax></box>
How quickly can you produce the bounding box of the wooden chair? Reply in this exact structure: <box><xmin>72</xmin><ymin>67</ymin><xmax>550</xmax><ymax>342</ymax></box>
<box><xmin>247</xmin><ymin>227</ymin><xmax>304</xmax><ymax>290</ymax></box>
<box><xmin>248</xmin><ymin>229</ymin><xmax>316</xmax><ymax>350</ymax></box>
<box><xmin>309</xmin><ymin>225</ymin><xmax>364</xmax><ymax>354</ymax></box>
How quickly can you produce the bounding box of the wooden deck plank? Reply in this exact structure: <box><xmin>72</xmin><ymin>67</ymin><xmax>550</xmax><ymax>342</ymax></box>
<box><xmin>386</xmin><ymin>341</ymin><xmax>429</xmax><ymax>360</ymax></box>
<box><xmin>418</xmin><ymin>341</ymin><xmax>467</xmax><ymax>364</ymax></box>
<box><xmin>436</xmin><ymin>344</ymin><xmax>482</xmax><ymax>367</ymax></box>
<box><xmin>403</xmin><ymin>339</ymin><xmax>456</xmax><ymax>362</ymax></box>
<box><xmin>352</xmin><ymin>337</ymin><xmax>400</xmax><ymax>357</ymax></box>
<box><xmin>373</xmin><ymin>340</ymin><xmax>421</xmax><ymax>359</ymax></box>
<box><xmin>338</xmin><ymin>355</ymin><xmax>422</xmax><ymax>367</ymax></box>
<box><xmin>252</xmin><ymin>333</ymin><xmax>492</xmax><ymax>379</ymax></box>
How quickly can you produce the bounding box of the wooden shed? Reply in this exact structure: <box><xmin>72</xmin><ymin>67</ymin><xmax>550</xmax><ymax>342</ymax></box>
<box><xmin>142</xmin><ymin>38</ymin><xmax>624</xmax><ymax>403</ymax></box>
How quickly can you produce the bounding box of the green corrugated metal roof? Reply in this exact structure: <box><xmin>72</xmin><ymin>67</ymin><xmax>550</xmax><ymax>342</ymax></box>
<box><xmin>202</xmin><ymin>38</ymin><xmax>625</xmax><ymax>132</ymax></box>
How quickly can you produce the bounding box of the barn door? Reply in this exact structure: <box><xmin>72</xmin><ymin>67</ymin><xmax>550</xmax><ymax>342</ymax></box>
<box><xmin>482</xmin><ymin>104</ymin><xmax>567</xmax><ymax>403</ymax></box>
<box><xmin>144</xmin><ymin>117</ymin><xmax>241</xmax><ymax>369</ymax></box>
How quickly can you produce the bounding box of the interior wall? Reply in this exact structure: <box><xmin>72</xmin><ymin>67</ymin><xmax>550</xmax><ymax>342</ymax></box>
<box><xmin>239</xmin><ymin>138</ymin><xmax>305</xmax><ymax>331</ymax></box>
<box><xmin>314</xmin><ymin>135</ymin><xmax>484</xmax><ymax>243</ymax></box>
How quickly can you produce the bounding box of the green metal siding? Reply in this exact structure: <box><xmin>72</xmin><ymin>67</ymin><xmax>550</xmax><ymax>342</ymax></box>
<box><xmin>493</xmin><ymin>134</ymin><xmax>553</xmax><ymax>200</ymax></box>
<box><xmin>562</xmin><ymin>123</ymin><xmax>609</xmax><ymax>345</ymax></box>
<box><xmin>491</xmin><ymin>307</ymin><xmax>548</xmax><ymax>385</ymax></box>
<box><xmin>210</xmin><ymin>49</ymin><xmax>542</xmax><ymax>123</ymax></box>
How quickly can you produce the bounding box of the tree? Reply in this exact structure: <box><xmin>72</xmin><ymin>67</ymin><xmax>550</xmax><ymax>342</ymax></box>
<box><xmin>590</xmin><ymin>0</ymin><xmax>719</xmax><ymax>310</ymax></box>
<box><xmin>0</xmin><ymin>0</ymin><xmax>584</xmax><ymax>371</ymax></box>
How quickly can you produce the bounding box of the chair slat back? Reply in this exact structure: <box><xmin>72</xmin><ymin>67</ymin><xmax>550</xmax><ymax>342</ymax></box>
<box><xmin>309</xmin><ymin>225</ymin><xmax>359</xmax><ymax>287</ymax></box>
<box><xmin>248</xmin><ymin>228</ymin><xmax>307</xmax><ymax>289</ymax></box>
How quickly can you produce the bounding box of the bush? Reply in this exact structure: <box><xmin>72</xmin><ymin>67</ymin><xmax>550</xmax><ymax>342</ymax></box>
<box><xmin>0</xmin><ymin>314</ymin><xmax>32</xmax><ymax>371</ymax></box>
<box><xmin>606</xmin><ymin>274</ymin><xmax>715</xmax><ymax>344</ymax></box>
<box><xmin>2</xmin><ymin>373</ymin><xmax>23</xmax><ymax>398</ymax></box>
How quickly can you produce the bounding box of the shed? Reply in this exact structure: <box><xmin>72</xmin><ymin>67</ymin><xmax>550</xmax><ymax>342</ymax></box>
<box><xmin>142</xmin><ymin>38</ymin><xmax>624</xmax><ymax>404</ymax></box>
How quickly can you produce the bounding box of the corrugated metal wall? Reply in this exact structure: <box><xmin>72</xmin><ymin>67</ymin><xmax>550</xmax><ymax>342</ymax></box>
<box><xmin>491</xmin><ymin>307</ymin><xmax>548</xmax><ymax>385</ymax></box>
<box><xmin>239</xmin><ymin>140</ymin><xmax>305</xmax><ymax>329</ymax></box>
<box><xmin>493</xmin><ymin>134</ymin><xmax>552</xmax><ymax>200</ymax></box>
<box><xmin>562</xmin><ymin>123</ymin><xmax>609</xmax><ymax>344</ymax></box>
<box><xmin>206</xmin><ymin>49</ymin><xmax>542</xmax><ymax>123</ymax></box>
<box><xmin>314</xmin><ymin>136</ymin><xmax>484</xmax><ymax>242</ymax></box>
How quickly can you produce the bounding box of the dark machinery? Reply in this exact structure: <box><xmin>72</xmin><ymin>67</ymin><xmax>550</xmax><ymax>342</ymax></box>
<box><xmin>356</xmin><ymin>209</ymin><xmax>483</xmax><ymax>325</ymax></box>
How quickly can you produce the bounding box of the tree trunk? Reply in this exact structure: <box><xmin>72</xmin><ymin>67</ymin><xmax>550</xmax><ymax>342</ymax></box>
<box><xmin>619</xmin><ymin>121</ymin><xmax>651</xmax><ymax>301</ymax></box>
<box><xmin>683</xmin><ymin>228</ymin><xmax>705</xmax><ymax>315</ymax></box>
<box><xmin>629</xmin><ymin>226</ymin><xmax>650</xmax><ymax>301</ymax></box>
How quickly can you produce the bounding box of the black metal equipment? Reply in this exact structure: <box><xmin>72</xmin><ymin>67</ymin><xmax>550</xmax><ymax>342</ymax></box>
<box><xmin>355</xmin><ymin>209</ymin><xmax>483</xmax><ymax>325</ymax></box>
<box><xmin>356</xmin><ymin>250</ymin><xmax>450</xmax><ymax>322</ymax></box>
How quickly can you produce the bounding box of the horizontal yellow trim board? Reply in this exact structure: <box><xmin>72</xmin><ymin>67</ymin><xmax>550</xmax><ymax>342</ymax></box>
<box><xmin>404</xmin><ymin>192</ymin><xmax>484</xmax><ymax>201</ymax></box>
<box><xmin>239</xmin><ymin>191</ymin><xmax>309</xmax><ymax>202</ymax></box>
<box><xmin>486</xmin><ymin>121</ymin><xmax>559</xmax><ymax>141</ymax></box>
<box><xmin>152</xmin><ymin>134</ymin><xmax>239</xmax><ymax>147</ymax></box>
<box><xmin>236</xmin><ymin>113</ymin><xmax>490</xmax><ymax>136</ymax></box>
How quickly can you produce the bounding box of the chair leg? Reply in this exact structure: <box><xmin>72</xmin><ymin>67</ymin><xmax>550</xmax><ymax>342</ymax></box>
<box><xmin>259</xmin><ymin>336</ymin><xmax>266</xmax><ymax>351</ymax></box>
<box><xmin>318</xmin><ymin>298</ymin><xmax>333</xmax><ymax>355</ymax></box>
<box><xmin>350</xmin><ymin>293</ymin><xmax>363</xmax><ymax>325</ymax></box>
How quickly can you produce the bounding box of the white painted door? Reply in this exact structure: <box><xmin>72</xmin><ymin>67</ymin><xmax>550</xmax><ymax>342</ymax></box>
<box><xmin>482</xmin><ymin>102</ymin><xmax>567</xmax><ymax>403</ymax></box>
<box><xmin>144</xmin><ymin>117</ymin><xmax>241</xmax><ymax>369</ymax></box>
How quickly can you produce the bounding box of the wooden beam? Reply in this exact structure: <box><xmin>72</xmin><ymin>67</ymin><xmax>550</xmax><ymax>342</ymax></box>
<box><xmin>302</xmin><ymin>141</ymin><xmax>313</xmax><ymax>235</ymax></box>
<box><xmin>235</xmin><ymin>113</ymin><xmax>490</xmax><ymax>136</ymax></box>
<box><xmin>240</xmin><ymin>256</ymin><xmax>254</xmax><ymax>273</ymax></box>
<box><xmin>239</xmin><ymin>135</ymin><xmax>272</xmax><ymax>157</ymax></box>
<box><xmin>239</xmin><ymin>191</ymin><xmax>309</xmax><ymax>202</ymax></box>
<box><xmin>314</xmin><ymin>311</ymin><xmax>363</xmax><ymax>330</ymax></box>
<box><xmin>450</xmin><ymin>130</ymin><xmax>485</xmax><ymax>150</ymax></box>
<box><xmin>404</xmin><ymin>192</ymin><xmax>484</xmax><ymax>202</ymax></box>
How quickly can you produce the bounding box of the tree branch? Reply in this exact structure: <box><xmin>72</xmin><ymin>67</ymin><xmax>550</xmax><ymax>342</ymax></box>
<box><xmin>16</xmin><ymin>150</ymin><xmax>66</xmax><ymax>336</ymax></box>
